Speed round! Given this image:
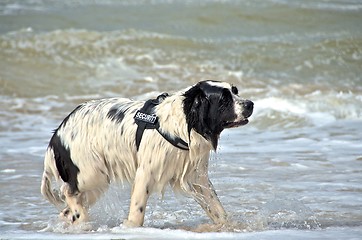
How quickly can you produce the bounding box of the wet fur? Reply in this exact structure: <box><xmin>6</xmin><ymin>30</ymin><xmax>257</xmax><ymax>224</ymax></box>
<box><xmin>41</xmin><ymin>80</ymin><xmax>253</xmax><ymax>227</ymax></box>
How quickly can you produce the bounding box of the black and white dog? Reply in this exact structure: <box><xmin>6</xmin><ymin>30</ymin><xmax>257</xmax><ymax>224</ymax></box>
<box><xmin>41</xmin><ymin>80</ymin><xmax>253</xmax><ymax>227</ymax></box>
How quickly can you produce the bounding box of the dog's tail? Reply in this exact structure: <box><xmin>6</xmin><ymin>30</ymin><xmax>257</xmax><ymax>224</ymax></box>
<box><xmin>40</xmin><ymin>148</ymin><xmax>64</xmax><ymax>209</ymax></box>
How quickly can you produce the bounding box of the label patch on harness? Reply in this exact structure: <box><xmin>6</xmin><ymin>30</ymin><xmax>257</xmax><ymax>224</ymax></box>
<box><xmin>134</xmin><ymin>110</ymin><xmax>157</xmax><ymax>124</ymax></box>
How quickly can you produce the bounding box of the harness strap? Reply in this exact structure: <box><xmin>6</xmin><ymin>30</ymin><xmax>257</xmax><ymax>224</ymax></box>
<box><xmin>134</xmin><ymin>93</ymin><xmax>189</xmax><ymax>151</ymax></box>
<box><xmin>156</xmin><ymin>129</ymin><xmax>189</xmax><ymax>150</ymax></box>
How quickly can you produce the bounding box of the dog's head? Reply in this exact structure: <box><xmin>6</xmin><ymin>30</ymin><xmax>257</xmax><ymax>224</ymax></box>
<box><xmin>183</xmin><ymin>80</ymin><xmax>253</xmax><ymax>149</ymax></box>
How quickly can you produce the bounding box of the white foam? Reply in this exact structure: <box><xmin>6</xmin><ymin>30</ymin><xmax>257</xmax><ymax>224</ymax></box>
<box><xmin>251</xmin><ymin>95</ymin><xmax>360</xmax><ymax>128</ymax></box>
<box><xmin>254</xmin><ymin>97</ymin><xmax>306</xmax><ymax>115</ymax></box>
<box><xmin>1</xmin><ymin>169</ymin><xmax>16</xmax><ymax>173</ymax></box>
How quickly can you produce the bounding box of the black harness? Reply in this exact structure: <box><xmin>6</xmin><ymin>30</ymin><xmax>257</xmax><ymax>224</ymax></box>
<box><xmin>134</xmin><ymin>93</ymin><xmax>189</xmax><ymax>151</ymax></box>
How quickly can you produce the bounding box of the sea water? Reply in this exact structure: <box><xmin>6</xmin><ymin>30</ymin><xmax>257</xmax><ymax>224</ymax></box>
<box><xmin>1</xmin><ymin>0</ymin><xmax>362</xmax><ymax>239</ymax></box>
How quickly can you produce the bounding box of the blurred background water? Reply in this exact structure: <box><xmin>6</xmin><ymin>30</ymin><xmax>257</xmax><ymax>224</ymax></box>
<box><xmin>0</xmin><ymin>0</ymin><xmax>361</xmax><ymax>239</ymax></box>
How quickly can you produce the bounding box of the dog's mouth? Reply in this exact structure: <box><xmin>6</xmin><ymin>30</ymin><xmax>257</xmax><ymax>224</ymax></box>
<box><xmin>223</xmin><ymin>118</ymin><xmax>249</xmax><ymax>128</ymax></box>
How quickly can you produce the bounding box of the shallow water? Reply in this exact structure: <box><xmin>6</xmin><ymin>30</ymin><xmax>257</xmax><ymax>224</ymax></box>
<box><xmin>1</xmin><ymin>0</ymin><xmax>362</xmax><ymax>239</ymax></box>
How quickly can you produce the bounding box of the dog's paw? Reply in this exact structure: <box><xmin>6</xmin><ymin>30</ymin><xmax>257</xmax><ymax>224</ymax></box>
<box><xmin>122</xmin><ymin>219</ymin><xmax>142</xmax><ymax>228</ymax></box>
<box><xmin>59</xmin><ymin>207</ymin><xmax>73</xmax><ymax>223</ymax></box>
<box><xmin>59</xmin><ymin>207</ymin><xmax>88</xmax><ymax>225</ymax></box>
<box><xmin>70</xmin><ymin>210</ymin><xmax>81</xmax><ymax>223</ymax></box>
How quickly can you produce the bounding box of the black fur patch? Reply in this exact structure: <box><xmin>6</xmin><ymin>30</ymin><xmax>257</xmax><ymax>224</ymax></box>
<box><xmin>49</xmin><ymin>104</ymin><xmax>83</xmax><ymax>195</ymax></box>
<box><xmin>107</xmin><ymin>104</ymin><xmax>126</xmax><ymax>123</ymax></box>
<box><xmin>49</xmin><ymin>133</ymin><xmax>79</xmax><ymax>195</ymax></box>
<box><xmin>107</xmin><ymin>104</ymin><xmax>133</xmax><ymax>123</ymax></box>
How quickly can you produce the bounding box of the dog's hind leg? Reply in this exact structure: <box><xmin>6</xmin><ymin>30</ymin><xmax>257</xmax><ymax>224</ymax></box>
<box><xmin>60</xmin><ymin>183</ymin><xmax>89</xmax><ymax>224</ymax></box>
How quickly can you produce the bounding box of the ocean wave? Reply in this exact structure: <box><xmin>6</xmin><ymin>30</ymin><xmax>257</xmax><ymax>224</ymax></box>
<box><xmin>1</xmin><ymin>28</ymin><xmax>361</xmax><ymax>128</ymax></box>
<box><xmin>251</xmin><ymin>89</ymin><xmax>362</xmax><ymax>128</ymax></box>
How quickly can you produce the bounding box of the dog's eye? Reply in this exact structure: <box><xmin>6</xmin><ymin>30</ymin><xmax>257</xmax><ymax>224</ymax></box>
<box><xmin>231</xmin><ymin>86</ymin><xmax>238</xmax><ymax>95</ymax></box>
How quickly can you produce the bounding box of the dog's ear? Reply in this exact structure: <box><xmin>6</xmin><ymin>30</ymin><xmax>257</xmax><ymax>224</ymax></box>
<box><xmin>183</xmin><ymin>83</ymin><xmax>219</xmax><ymax>150</ymax></box>
<box><xmin>183</xmin><ymin>83</ymin><xmax>207</xmax><ymax>135</ymax></box>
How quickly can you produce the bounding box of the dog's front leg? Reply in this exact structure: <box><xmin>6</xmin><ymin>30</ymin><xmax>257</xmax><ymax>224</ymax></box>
<box><xmin>192</xmin><ymin>177</ymin><xmax>228</xmax><ymax>225</ymax></box>
<box><xmin>124</xmin><ymin>168</ymin><xmax>150</xmax><ymax>227</ymax></box>
<box><xmin>190</xmin><ymin>158</ymin><xmax>228</xmax><ymax>225</ymax></box>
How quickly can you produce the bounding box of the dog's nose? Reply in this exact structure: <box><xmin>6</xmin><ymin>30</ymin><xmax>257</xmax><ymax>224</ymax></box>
<box><xmin>243</xmin><ymin>100</ymin><xmax>253</xmax><ymax>111</ymax></box>
<box><xmin>242</xmin><ymin>100</ymin><xmax>253</xmax><ymax>118</ymax></box>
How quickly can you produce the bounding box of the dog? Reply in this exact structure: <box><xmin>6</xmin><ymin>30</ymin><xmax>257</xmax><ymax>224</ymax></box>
<box><xmin>41</xmin><ymin>80</ymin><xmax>253</xmax><ymax>227</ymax></box>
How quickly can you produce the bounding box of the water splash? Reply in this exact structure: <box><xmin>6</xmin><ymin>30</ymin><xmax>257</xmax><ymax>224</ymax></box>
<box><xmin>258</xmin><ymin>197</ymin><xmax>321</xmax><ymax>230</ymax></box>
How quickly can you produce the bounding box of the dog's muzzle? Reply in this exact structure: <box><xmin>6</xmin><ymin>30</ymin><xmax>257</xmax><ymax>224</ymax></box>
<box><xmin>223</xmin><ymin>100</ymin><xmax>254</xmax><ymax>128</ymax></box>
